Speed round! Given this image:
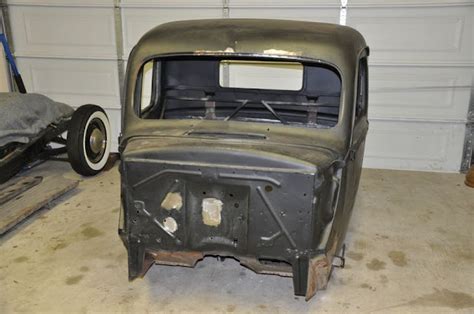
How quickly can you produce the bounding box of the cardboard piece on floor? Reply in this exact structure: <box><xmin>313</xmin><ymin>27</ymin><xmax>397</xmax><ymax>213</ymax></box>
<box><xmin>0</xmin><ymin>175</ymin><xmax>78</xmax><ymax>235</ymax></box>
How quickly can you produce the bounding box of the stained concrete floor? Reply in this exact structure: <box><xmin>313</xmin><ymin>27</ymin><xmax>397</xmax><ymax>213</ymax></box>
<box><xmin>0</xmin><ymin>160</ymin><xmax>473</xmax><ymax>313</ymax></box>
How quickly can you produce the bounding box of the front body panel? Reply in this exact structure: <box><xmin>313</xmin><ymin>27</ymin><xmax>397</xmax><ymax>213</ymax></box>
<box><xmin>119</xmin><ymin>19</ymin><xmax>369</xmax><ymax>301</ymax></box>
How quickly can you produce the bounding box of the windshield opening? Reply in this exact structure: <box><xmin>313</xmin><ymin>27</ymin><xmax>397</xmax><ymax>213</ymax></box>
<box><xmin>135</xmin><ymin>56</ymin><xmax>341</xmax><ymax>128</ymax></box>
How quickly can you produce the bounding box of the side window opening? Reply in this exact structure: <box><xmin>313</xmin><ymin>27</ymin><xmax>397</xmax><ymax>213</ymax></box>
<box><xmin>356</xmin><ymin>57</ymin><xmax>368</xmax><ymax>119</ymax></box>
<box><xmin>136</xmin><ymin>60</ymin><xmax>161</xmax><ymax>118</ymax></box>
<box><xmin>135</xmin><ymin>57</ymin><xmax>342</xmax><ymax>128</ymax></box>
<box><xmin>139</xmin><ymin>60</ymin><xmax>154</xmax><ymax>114</ymax></box>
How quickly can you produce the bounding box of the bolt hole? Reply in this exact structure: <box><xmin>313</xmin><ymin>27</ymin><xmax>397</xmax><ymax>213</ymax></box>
<box><xmin>229</xmin><ymin>193</ymin><xmax>234</xmax><ymax>198</ymax></box>
<box><xmin>202</xmin><ymin>191</ymin><xmax>206</xmax><ymax>195</ymax></box>
<box><xmin>265</xmin><ymin>185</ymin><xmax>273</xmax><ymax>192</ymax></box>
<box><xmin>303</xmin><ymin>193</ymin><xmax>307</xmax><ymax>197</ymax></box>
<box><xmin>234</xmin><ymin>203</ymin><xmax>239</xmax><ymax>208</ymax></box>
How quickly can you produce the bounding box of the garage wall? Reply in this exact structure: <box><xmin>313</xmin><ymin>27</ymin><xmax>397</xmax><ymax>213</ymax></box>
<box><xmin>6</xmin><ymin>1</ymin><xmax>122</xmax><ymax>151</ymax></box>
<box><xmin>348</xmin><ymin>1</ymin><xmax>473</xmax><ymax>171</ymax></box>
<box><xmin>5</xmin><ymin>0</ymin><xmax>473</xmax><ymax>171</ymax></box>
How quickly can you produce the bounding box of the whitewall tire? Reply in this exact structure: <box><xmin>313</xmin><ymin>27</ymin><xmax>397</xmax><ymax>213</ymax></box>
<box><xmin>67</xmin><ymin>105</ymin><xmax>111</xmax><ymax>176</ymax></box>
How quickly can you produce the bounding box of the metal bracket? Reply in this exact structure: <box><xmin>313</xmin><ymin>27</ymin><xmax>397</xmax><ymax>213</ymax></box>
<box><xmin>332</xmin><ymin>243</ymin><xmax>346</xmax><ymax>268</ymax></box>
<box><xmin>339</xmin><ymin>0</ymin><xmax>348</xmax><ymax>26</ymax></box>
<box><xmin>222</xmin><ymin>0</ymin><xmax>229</xmax><ymax>18</ymax></box>
<box><xmin>113</xmin><ymin>0</ymin><xmax>125</xmax><ymax>107</ymax></box>
<box><xmin>461</xmin><ymin>99</ymin><xmax>473</xmax><ymax>172</ymax></box>
<box><xmin>0</xmin><ymin>0</ymin><xmax>15</xmax><ymax>91</ymax></box>
<box><xmin>257</xmin><ymin>186</ymin><xmax>297</xmax><ymax>249</ymax></box>
<box><xmin>307</xmin><ymin>105</ymin><xmax>318</xmax><ymax>125</ymax></box>
<box><xmin>204</xmin><ymin>101</ymin><xmax>216</xmax><ymax>120</ymax></box>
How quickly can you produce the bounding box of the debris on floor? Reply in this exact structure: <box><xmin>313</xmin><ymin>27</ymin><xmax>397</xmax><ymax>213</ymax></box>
<box><xmin>0</xmin><ymin>174</ymin><xmax>78</xmax><ymax>235</ymax></box>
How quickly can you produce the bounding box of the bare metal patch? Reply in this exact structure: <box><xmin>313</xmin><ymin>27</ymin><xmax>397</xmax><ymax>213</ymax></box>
<box><xmin>161</xmin><ymin>192</ymin><xmax>182</xmax><ymax>211</ymax></box>
<box><xmin>194</xmin><ymin>47</ymin><xmax>234</xmax><ymax>54</ymax></box>
<box><xmin>202</xmin><ymin>198</ymin><xmax>223</xmax><ymax>227</ymax></box>
<box><xmin>163</xmin><ymin>217</ymin><xmax>178</xmax><ymax>233</ymax></box>
<box><xmin>263</xmin><ymin>49</ymin><xmax>299</xmax><ymax>56</ymax></box>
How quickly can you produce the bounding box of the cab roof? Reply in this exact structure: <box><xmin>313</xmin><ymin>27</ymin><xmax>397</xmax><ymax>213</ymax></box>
<box><xmin>131</xmin><ymin>19</ymin><xmax>369</xmax><ymax>67</ymax></box>
<box><xmin>124</xmin><ymin>19</ymin><xmax>369</xmax><ymax>149</ymax></box>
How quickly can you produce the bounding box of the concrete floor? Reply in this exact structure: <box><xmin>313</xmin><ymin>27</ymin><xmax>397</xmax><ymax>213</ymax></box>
<box><xmin>0</xmin><ymin>161</ymin><xmax>473</xmax><ymax>313</ymax></box>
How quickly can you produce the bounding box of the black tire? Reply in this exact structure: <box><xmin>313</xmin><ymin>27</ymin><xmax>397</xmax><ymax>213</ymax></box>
<box><xmin>67</xmin><ymin>104</ymin><xmax>111</xmax><ymax>176</ymax></box>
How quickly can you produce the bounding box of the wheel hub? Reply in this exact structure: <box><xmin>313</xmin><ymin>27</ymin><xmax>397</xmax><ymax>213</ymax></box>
<box><xmin>89</xmin><ymin>127</ymin><xmax>105</xmax><ymax>155</ymax></box>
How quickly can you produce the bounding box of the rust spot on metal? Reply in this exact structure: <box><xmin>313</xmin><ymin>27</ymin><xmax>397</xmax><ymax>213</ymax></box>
<box><xmin>305</xmin><ymin>255</ymin><xmax>330</xmax><ymax>300</ymax></box>
<box><xmin>150</xmin><ymin>250</ymin><xmax>204</xmax><ymax>267</ymax></box>
<box><xmin>465</xmin><ymin>165</ymin><xmax>474</xmax><ymax>187</ymax></box>
<box><xmin>305</xmin><ymin>237</ymin><xmax>338</xmax><ymax>301</ymax></box>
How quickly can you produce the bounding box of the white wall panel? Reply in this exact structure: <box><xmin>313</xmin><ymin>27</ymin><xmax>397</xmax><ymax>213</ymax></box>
<box><xmin>7</xmin><ymin>0</ymin><xmax>113</xmax><ymax>6</ymax></box>
<box><xmin>9</xmin><ymin>6</ymin><xmax>117</xmax><ymax>59</ymax></box>
<box><xmin>364</xmin><ymin>120</ymin><xmax>465</xmax><ymax>172</ymax></box>
<box><xmin>121</xmin><ymin>0</ymin><xmax>222</xmax><ymax>7</ymax></box>
<box><xmin>16</xmin><ymin>58</ymin><xmax>120</xmax><ymax>110</ymax></box>
<box><xmin>347</xmin><ymin>6</ymin><xmax>473</xmax><ymax>65</ymax></box>
<box><xmin>122</xmin><ymin>7</ymin><xmax>223</xmax><ymax>58</ymax></box>
<box><xmin>347</xmin><ymin>3</ymin><xmax>473</xmax><ymax>171</ymax></box>
<box><xmin>369</xmin><ymin>66</ymin><xmax>473</xmax><ymax>121</ymax></box>
<box><xmin>349</xmin><ymin>0</ymin><xmax>473</xmax><ymax>8</ymax></box>
<box><xmin>229</xmin><ymin>8</ymin><xmax>339</xmax><ymax>24</ymax></box>
<box><xmin>228</xmin><ymin>0</ymin><xmax>338</xmax><ymax>7</ymax></box>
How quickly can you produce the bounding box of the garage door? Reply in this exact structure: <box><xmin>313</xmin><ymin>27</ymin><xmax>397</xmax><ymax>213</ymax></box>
<box><xmin>5</xmin><ymin>0</ymin><xmax>473</xmax><ymax>172</ymax></box>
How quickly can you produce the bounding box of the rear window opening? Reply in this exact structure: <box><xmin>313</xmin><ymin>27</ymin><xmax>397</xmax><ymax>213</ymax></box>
<box><xmin>135</xmin><ymin>56</ymin><xmax>341</xmax><ymax>128</ymax></box>
<box><xmin>219</xmin><ymin>60</ymin><xmax>303</xmax><ymax>91</ymax></box>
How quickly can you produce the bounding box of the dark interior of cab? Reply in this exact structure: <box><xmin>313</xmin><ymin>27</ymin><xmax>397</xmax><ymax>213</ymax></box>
<box><xmin>136</xmin><ymin>57</ymin><xmax>342</xmax><ymax>128</ymax></box>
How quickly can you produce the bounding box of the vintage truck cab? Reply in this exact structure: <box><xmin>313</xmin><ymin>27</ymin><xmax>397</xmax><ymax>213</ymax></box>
<box><xmin>119</xmin><ymin>19</ymin><xmax>369</xmax><ymax>300</ymax></box>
